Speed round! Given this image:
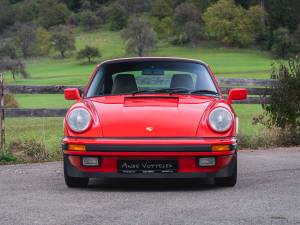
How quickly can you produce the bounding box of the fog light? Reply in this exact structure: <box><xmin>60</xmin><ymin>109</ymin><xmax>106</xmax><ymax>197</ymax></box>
<box><xmin>198</xmin><ymin>157</ymin><xmax>216</xmax><ymax>167</ymax></box>
<box><xmin>82</xmin><ymin>157</ymin><xmax>99</xmax><ymax>166</ymax></box>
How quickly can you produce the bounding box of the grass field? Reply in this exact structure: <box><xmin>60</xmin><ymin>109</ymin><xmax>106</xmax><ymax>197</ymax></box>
<box><xmin>3</xmin><ymin>29</ymin><xmax>271</xmax><ymax>157</ymax></box>
<box><xmin>4</xmin><ymin>30</ymin><xmax>275</xmax><ymax>86</ymax></box>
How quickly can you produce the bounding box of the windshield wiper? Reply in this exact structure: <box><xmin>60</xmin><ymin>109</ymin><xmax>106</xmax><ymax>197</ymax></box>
<box><xmin>154</xmin><ymin>87</ymin><xmax>191</xmax><ymax>94</ymax></box>
<box><xmin>191</xmin><ymin>90</ymin><xmax>219</xmax><ymax>96</ymax></box>
<box><xmin>132</xmin><ymin>89</ymin><xmax>156</xmax><ymax>95</ymax></box>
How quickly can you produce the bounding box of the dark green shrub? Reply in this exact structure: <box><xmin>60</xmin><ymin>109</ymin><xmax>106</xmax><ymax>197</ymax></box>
<box><xmin>271</xmin><ymin>27</ymin><xmax>298</xmax><ymax>58</ymax></box>
<box><xmin>0</xmin><ymin>152</ymin><xmax>17</xmax><ymax>164</ymax></box>
<box><xmin>77</xmin><ymin>45</ymin><xmax>101</xmax><ymax>63</ymax></box>
<box><xmin>261</xmin><ymin>55</ymin><xmax>300</xmax><ymax>145</ymax></box>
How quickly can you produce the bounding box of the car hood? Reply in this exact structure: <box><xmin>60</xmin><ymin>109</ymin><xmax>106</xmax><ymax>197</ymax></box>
<box><xmin>89</xmin><ymin>95</ymin><xmax>216</xmax><ymax>137</ymax></box>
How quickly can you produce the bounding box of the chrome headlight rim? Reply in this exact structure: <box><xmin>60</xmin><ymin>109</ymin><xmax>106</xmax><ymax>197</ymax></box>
<box><xmin>67</xmin><ymin>107</ymin><xmax>92</xmax><ymax>133</ymax></box>
<box><xmin>208</xmin><ymin>107</ymin><xmax>233</xmax><ymax>133</ymax></box>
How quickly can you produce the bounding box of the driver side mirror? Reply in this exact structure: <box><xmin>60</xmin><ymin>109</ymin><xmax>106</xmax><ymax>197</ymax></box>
<box><xmin>227</xmin><ymin>88</ymin><xmax>248</xmax><ymax>104</ymax></box>
<box><xmin>64</xmin><ymin>88</ymin><xmax>81</xmax><ymax>101</ymax></box>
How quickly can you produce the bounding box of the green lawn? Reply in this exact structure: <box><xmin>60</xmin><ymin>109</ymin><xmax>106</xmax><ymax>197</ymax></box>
<box><xmin>3</xmin><ymin>30</ymin><xmax>275</xmax><ymax>85</ymax></box>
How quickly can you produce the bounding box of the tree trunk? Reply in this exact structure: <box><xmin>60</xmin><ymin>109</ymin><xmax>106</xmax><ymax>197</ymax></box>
<box><xmin>138</xmin><ymin>47</ymin><xmax>143</xmax><ymax>57</ymax></box>
<box><xmin>61</xmin><ymin>51</ymin><xmax>65</xmax><ymax>58</ymax></box>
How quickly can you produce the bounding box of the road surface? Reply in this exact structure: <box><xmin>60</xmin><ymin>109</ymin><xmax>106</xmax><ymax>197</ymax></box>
<box><xmin>1</xmin><ymin>148</ymin><xmax>300</xmax><ymax>225</ymax></box>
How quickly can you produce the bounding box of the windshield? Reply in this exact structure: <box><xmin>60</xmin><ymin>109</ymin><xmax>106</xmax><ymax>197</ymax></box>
<box><xmin>86</xmin><ymin>60</ymin><xmax>218</xmax><ymax>97</ymax></box>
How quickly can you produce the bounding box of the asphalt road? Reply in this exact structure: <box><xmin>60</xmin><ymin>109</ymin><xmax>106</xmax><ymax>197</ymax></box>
<box><xmin>1</xmin><ymin>148</ymin><xmax>300</xmax><ymax>225</ymax></box>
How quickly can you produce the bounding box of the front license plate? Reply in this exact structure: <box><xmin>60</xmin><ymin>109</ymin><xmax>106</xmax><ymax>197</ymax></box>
<box><xmin>118</xmin><ymin>160</ymin><xmax>178</xmax><ymax>174</ymax></box>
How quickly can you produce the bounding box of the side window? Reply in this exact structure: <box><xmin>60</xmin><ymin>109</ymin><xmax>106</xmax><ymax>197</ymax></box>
<box><xmin>86</xmin><ymin>69</ymin><xmax>104</xmax><ymax>97</ymax></box>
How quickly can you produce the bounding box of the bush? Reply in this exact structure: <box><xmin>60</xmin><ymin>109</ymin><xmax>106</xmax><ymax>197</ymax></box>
<box><xmin>122</xmin><ymin>16</ymin><xmax>156</xmax><ymax>56</ymax></box>
<box><xmin>79</xmin><ymin>10</ymin><xmax>98</xmax><ymax>31</ymax></box>
<box><xmin>0</xmin><ymin>152</ymin><xmax>17</xmax><ymax>164</ymax></box>
<box><xmin>4</xmin><ymin>94</ymin><xmax>19</xmax><ymax>108</ymax></box>
<box><xmin>203</xmin><ymin>0</ymin><xmax>266</xmax><ymax>47</ymax></box>
<box><xmin>77</xmin><ymin>45</ymin><xmax>101</xmax><ymax>63</ymax></box>
<box><xmin>259</xmin><ymin>56</ymin><xmax>300</xmax><ymax>145</ymax></box>
<box><xmin>49</xmin><ymin>25</ymin><xmax>75</xmax><ymax>58</ymax></box>
<box><xmin>271</xmin><ymin>27</ymin><xmax>298</xmax><ymax>58</ymax></box>
<box><xmin>9</xmin><ymin>139</ymin><xmax>49</xmax><ymax>162</ymax></box>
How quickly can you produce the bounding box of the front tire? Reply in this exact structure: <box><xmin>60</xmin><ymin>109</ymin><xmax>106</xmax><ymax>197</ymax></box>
<box><xmin>215</xmin><ymin>153</ymin><xmax>237</xmax><ymax>187</ymax></box>
<box><xmin>64</xmin><ymin>156</ymin><xmax>89</xmax><ymax>188</ymax></box>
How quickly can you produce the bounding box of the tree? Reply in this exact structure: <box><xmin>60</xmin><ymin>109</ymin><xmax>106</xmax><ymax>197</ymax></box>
<box><xmin>203</xmin><ymin>0</ymin><xmax>266</xmax><ymax>47</ymax></box>
<box><xmin>0</xmin><ymin>40</ymin><xmax>18</xmax><ymax>59</ymax></box>
<box><xmin>108</xmin><ymin>3</ymin><xmax>128</xmax><ymax>31</ymax></box>
<box><xmin>172</xmin><ymin>3</ymin><xmax>203</xmax><ymax>45</ymax></box>
<box><xmin>39</xmin><ymin>0</ymin><xmax>71</xmax><ymax>28</ymax></box>
<box><xmin>0</xmin><ymin>0</ymin><xmax>14</xmax><ymax>32</ymax></box>
<box><xmin>271</xmin><ymin>27</ymin><xmax>297</xmax><ymax>58</ymax></box>
<box><xmin>50</xmin><ymin>25</ymin><xmax>75</xmax><ymax>58</ymax></box>
<box><xmin>77</xmin><ymin>45</ymin><xmax>101</xmax><ymax>63</ymax></box>
<box><xmin>0</xmin><ymin>58</ymin><xmax>29</xmax><ymax>81</ymax></box>
<box><xmin>122</xmin><ymin>17</ymin><xmax>156</xmax><ymax>57</ymax></box>
<box><xmin>32</xmin><ymin>27</ymin><xmax>51</xmax><ymax>56</ymax></box>
<box><xmin>79</xmin><ymin>10</ymin><xmax>98</xmax><ymax>30</ymax></box>
<box><xmin>150</xmin><ymin>0</ymin><xmax>173</xmax><ymax>20</ymax></box>
<box><xmin>14</xmin><ymin>23</ymin><xmax>37</xmax><ymax>58</ymax></box>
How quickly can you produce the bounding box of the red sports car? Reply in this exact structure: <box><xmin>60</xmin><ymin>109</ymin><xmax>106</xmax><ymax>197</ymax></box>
<box><xmin>62</xmin><ymin>57</ymin><xmax>247</xmax><ymax>188</ymax></box>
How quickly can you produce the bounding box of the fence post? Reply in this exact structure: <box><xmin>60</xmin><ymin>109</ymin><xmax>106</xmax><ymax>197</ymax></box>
<box><xmin>0</xmin><ymin>73</ymin><xmax>5</xmax><ymax>151</ymax></box>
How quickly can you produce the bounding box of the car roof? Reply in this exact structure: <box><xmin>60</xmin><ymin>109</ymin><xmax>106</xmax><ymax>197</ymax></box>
<box><xmin>98</xmin><ymin>57</ymin><xmax>208</xmax><ymax>67</ymax></box>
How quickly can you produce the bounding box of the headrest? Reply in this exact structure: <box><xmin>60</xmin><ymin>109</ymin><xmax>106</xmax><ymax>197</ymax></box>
<box><xmin>112</xmin><ymin>74</ymin><xmax>138</xmax><ymax>94</ymax></box>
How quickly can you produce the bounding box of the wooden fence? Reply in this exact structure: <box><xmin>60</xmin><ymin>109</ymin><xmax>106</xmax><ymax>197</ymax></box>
<box><xmin>3</xmin><ymin>78</ymin><xmax>276</xmax><ymax>118</ymax></box>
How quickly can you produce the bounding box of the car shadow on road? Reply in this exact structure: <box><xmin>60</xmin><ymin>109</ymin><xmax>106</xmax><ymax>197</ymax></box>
<box><xmin>86</xmin><ymin>178</ymin><xmax>220</xmax><ymax>192</ymax></box>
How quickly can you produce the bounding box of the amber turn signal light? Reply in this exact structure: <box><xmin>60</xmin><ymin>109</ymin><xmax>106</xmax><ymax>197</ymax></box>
<box><xmin>212</xmin><ymin>144</ymin><xmax>231</xmax><ymax>151</ymax></box>
<box><xmin>68</xmin><ymin>144</ymin><xmax>86</xmax><ymax>151</ymax></box>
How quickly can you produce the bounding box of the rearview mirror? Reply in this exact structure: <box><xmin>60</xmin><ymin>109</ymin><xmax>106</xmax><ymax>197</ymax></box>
<box><xmin>227</xmin><ymin>88</ymin><xmax>248</xmax><ymax>104</ymax></box>
<box><xmin>64</xmin><ymin>88</ymin><xmax>80</xmax><ymax>100</ymax></box>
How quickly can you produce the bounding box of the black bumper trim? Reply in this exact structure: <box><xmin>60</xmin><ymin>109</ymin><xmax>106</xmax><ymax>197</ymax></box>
<box><xmin>62</xmin><ymin>143</ymin><xmax>212</xmax><ymax>152</ymax></box>
<box><xmin>86</xmin><ymin>144</ymin><xmax>212</xmax><ymax>152</ymax></box>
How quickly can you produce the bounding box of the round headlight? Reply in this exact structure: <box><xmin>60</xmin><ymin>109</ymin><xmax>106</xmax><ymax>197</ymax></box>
<box><xmin>67</xmin><ymin>108</ymin><xmax>91</xmax><ymax>132</ymax></box>
<box><xmin>208</xmin><ymin>107</ymin><xmax>233</xmax><ymax>132</ymax></box>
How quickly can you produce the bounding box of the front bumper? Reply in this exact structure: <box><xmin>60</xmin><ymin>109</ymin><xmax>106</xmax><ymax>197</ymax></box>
<box><xmin>63</xmin><ymin>137</ymin><xmax>237</xmax><ymax>178</ymax></box>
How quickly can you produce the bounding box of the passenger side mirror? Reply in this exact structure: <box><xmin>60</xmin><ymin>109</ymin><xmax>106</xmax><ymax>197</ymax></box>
<box><xmin>64</xmin><ymin>88</ymin><xmax>81</xmax><ymax>100</ymax></box>
<box><xmin>227</xmin><ymin>88</ymin><xmax>248</xmax><ymax>104</ymax></box>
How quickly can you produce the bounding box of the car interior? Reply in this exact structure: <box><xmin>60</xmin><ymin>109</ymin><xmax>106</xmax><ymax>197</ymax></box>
<box><xmin>111</xmin><ymin>73</ymin><xmax>196</xmax><ymax>94</ymax></box>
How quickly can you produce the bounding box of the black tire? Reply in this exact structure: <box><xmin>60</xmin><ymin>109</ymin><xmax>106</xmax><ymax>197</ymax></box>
<box><xmin>64</xmin><ymin>157</ymin><xmax>89</xmax><ymax>188</ymax></box>
<box><xmin>215</xmin><ymin>153</ymin><xmax>237</xmax><ymax>187</ymax></box>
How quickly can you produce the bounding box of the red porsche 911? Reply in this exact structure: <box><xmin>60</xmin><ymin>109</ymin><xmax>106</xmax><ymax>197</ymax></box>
<box><xmin>62</xmin><ymin>57</ymin><xmax>247</xmax><ymax>188</ymax></box>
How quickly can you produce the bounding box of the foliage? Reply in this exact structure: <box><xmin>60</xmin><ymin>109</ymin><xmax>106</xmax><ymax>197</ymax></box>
<box><xmin>203</xmin><ymin>0</ymin><xmax>266</xmax><ymax>47</ymax></box>
<box><xmin>171</xmin><ymin>3</ymin><xmax>203</xmax><ymax>46</ymax></box>
<box><xmin>261</xmin><ymin>56</ymin><xmax>300</xmax><ymax>144</ymax></box>
<box><xmin>0</xmin><ymin>151</ymin><xmax>17</xmax><ymax>164</ymax></box>
<box><xmin>0</xmin><ymin>40</ymin><xmax>18</xmax><ymax>59</ymax></box>
<box><xmin>50</xmin><ymin>25</ymin><xmax>76</xmax><ymax>58</ymax></box>
<box><xmin>38</xmin><ymin>0</ymin><xmax>71</xmax><ymax>28</ymax></box>
<box><xmin>271</xmin><ymin>27</ymin><xmax>298</xmax><ymax>59</ymax></box>
<box><xmin>150</xmin><ymin>0</ymin><xmax>173</xmax><ymax>20</ymax></box>
<box><xmin>0</xmin><ymin>58</ymin><xmax>29</xmax><ymax>81</ymax></box>
<box><xmin>108</xmin><ymin>3</ymin><xmax>128</xmax><ymax>31</ymax></box>
<box><xmin>122</xmin><ymin>16</ymin><xmax>156</xmax><ymax>56</ymax></box>
<box><xmin>4</xmin><ymin>94</ymin><xmax>19</xmax><ymax>108</ymax></box>
<box><xmin>32</xmin><ymin>27</ymin><xmax>51</xmax><ymax>56</ymax></box>
<box><xmin>79</xmin><ymin>10</ymin><xmax>98</xmax><ymax>30</ymax></box>
<box><xmin>77</xmin><ymin>45</ymin><xmax>101</xmax><ymax>63</ymax></box>
<box><xmin>9</xmin><ymin>139</ymin><xmax>49</xmax><ymax>162</ymax></box>
<box><xmin>0</xmin><ymin>0</ymin><xmax>14</xmax><ymax>32</ymax></box>
<box><xmin>13</xmin><ymin>23</ymin><xmax>37</xmax><ymax>58</ymax></box>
